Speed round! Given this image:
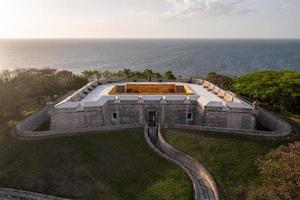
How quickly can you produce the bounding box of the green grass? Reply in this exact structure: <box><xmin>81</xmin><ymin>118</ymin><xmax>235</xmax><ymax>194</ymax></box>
<box><xmin>284</xmin><ymin>113</ymin><xmax>300</xmax><ymax>138</ymax></box>
<box><xmin>0</xmin><ymin>128</ymin><xmax>193</xmax><ymax>200</ymax></box>
<box><xmin>164</xmin><ymin>129</ymin><xmax>284</xmax><ymax>200</ymax></box>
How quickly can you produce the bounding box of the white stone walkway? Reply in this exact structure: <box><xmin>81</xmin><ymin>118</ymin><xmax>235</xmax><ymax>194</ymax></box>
<box><xmin>144</xmin><ymin>126</ymin><xmax>219</xmax><ymax>200</ymax></box>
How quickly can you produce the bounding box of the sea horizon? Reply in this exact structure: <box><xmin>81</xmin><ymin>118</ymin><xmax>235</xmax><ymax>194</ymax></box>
<box><xmin>1</xmin><ymin>37</ymin><xmax>300</xmax><ymax>40</ymax></box>
<box><xmin>1</xmin><ymin>38</ymin><xmax>299</xmax><ymax>76</ymax></box>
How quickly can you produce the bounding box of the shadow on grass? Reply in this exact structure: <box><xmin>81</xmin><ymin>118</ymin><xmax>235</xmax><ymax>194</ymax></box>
<box><xmin>0</xmin><ymin>128</ymin><xmax>193</xmax><ymax>200</ymax></box>
<box><xmin>164</xmin><ymin>128</ymin><xmax>292</xmax><ymax>200</ymax></box>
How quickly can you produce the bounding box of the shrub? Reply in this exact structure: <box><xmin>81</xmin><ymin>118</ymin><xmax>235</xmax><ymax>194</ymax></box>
<box><xmin>257</xmin><ymin>142</ymin><xmax>300</xmax><ymax>200</ymax></box>
<box><xmin>205</xmin><ymin>72</ymin><xmax>233</xmax><ymax>89</ymax></box>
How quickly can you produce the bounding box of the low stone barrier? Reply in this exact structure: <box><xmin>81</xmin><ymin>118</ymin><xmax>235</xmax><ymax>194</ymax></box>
<box><xmin>16</xmin><ymin>123</ymin><xmax>143</xmax><ymax>139</ymax></box>
<box><xmin>169</xmin><ymin>121</ymin><xmax>291</xmax><ymax>138</ymax></box>
<box><xmin>0</xmin><ymin>188</ymin><xmax>69</xmax><ymax>200</ymax></box>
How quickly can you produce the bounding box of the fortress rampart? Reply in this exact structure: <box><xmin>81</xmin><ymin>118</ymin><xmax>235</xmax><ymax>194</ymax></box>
<box><xmin>15</xmin><ymin>77</ymin><xmax>292</xmax><ymax>138</ymax></box>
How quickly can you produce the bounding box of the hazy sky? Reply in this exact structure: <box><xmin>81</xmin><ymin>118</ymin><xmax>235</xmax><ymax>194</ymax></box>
<box><xmin>0</xmin><ymin>0</ymin><xmax>299</xmax><ymax>38</ymax></box>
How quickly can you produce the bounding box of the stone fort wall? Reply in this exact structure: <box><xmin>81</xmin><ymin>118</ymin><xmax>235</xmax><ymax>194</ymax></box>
<box><xmin>50</xmin><ymin>101</ymin><xmax>256</xmax><ymax>130</ymax></box>
<box><xmin>50</xmin><ymin>101</ymin><xmax>203</xmax><ymax>130</ymax></box>
<box><xmin>15</xmin><ymin>78</ymin><xmax>291</xmax><ymax>138</ymax></box>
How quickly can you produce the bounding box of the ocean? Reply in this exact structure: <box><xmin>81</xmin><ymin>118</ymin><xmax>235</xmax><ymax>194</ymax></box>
<box><xmin>0</xmin><ymin>39</ymin><xmax>299</xmax><ymax>76</ymax></box>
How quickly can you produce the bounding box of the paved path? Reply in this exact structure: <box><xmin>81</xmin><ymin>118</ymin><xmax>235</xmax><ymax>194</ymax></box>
<box><xmin>145</xmin><ymin>126</ymin><xmax>218</xmax><ymax>200</ymax></box>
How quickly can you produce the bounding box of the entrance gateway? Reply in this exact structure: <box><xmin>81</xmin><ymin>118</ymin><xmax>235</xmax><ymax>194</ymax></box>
<box><xmin>148</xmin><ymin>111</ymin><xmax>156</xmax><ymax>127</ymax></box>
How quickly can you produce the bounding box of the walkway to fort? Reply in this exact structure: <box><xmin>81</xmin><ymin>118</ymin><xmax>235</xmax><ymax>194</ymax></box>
<box><xmin>144</xmin><ymin>125</ymin><xmax>219</xmax><ymax>200</ymax></box>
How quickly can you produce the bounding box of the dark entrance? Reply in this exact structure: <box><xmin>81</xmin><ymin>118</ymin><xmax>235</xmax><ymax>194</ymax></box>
<box><xmin>148</xmin><ymin>111</ymin><xmax>156</xmax><ymax>127</ymax></box>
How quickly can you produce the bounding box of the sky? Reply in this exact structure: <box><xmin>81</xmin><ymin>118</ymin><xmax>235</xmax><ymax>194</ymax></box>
<box><xmin>0</xmin><ymin>0</ymin><xmax>299</xmax><ymax>38</ymax></box>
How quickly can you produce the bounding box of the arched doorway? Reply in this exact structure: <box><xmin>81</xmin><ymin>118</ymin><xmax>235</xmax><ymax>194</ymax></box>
<box><xmin>148</xmin><ymin>111</ymin><xmax>156</xmax><ymax>127</ymax></box>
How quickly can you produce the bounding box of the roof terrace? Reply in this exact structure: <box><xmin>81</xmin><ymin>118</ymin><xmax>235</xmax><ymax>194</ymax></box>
<box><xmin>54</xmin><ymin>81</ymin><xmax>253</xmax><ymax>111</ymax></box>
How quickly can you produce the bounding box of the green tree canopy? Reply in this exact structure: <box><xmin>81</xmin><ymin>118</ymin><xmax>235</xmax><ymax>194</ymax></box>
<box><xmin>205</xmin><ymin>72</ymin><xmax>233</xmax><ymax>89</ymax></box>
<box><xmin>81</xmin><ymin>68</ymin><xmax>170</xmax><ymax>81</ymax></box>
<box><xmin>0</xmin><ymin>68</ymin><xmax>88</xmax><ymax>120</ymax></box>
<box><xmin>164</xmin><ymin>71</ymin><xmax>176</xmax><ymax>80</ymax></box>
<box><xmin>231</xmin><ymin>71</ymin><xmax>300</xmax><ymax>113</ymax></box>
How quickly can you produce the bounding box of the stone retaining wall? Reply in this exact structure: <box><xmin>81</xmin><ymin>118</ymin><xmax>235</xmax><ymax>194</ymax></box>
<box><xmin>16</xmin><ymin>103</ymin><xmax>53</xmax><ymax>134</ymax></box>
<box><xmin>0</xmin><ymin>188</ymin><xmax>68</xmax><ymax>200</ymax></box>
<box><xmin>256</xmin><ymin>107</ymin><xmax>291</xmax><ymax>133</ymax></box>
<box><xmin>169</xmin><ymin>121</ymin><xmax>291</xmax><ymax>137</ymax></box>
<box><xmin>16</xmin><ymin>124</ymin><xmax>144</xmax><ymax>138</ymax></box>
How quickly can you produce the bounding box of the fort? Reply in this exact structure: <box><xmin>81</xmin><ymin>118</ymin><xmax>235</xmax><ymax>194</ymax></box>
<box><xmin>15</xmin><ymin>77</ymin><xmax>292</xmax><ymax>137</ymax></box>
<box><xmin>12</xmin><ymin>77</ymin><xmax>292</xmax><ymax>200</ymax></box>
<box><xmin>50</xmin><ymin>79</ymin><xmax>255</xmax><ymax>131</ymax></box>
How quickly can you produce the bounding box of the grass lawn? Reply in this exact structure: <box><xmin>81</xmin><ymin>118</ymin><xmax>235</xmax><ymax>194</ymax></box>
<box><xmin>164</xmin><ymin>129</ymin><xmax>285</xmax><ymax>200</ymax></box>
<box><xmin>285</xmin><ymin>113</ymin><xmax>300</xmax><ymax>137</ymax></box>
<box><xmin>0</xmin><ymin>127</ymin><xmax>193</xmax><ymax>200</ymax></box>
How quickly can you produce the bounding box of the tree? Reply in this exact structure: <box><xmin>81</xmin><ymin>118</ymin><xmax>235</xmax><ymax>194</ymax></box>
<box><xmin>154</xmin><ymin>72</ymin><xmax>162</xmax><ymax>80</ymax></box>
<box><xmin>143</xmin><ymin>68</ymin><xmax>153</xmax><ymax>78</ymax></box>
<box><xmin>164</xmin><ymin>71</ymin><xmax>176</xmax><ymax>80</ymax></box>
<box><xmin>121</xmin><ymin>68</ymin><xmax>132</xmax><ymax>79</ymax></box>
<box><xmin>81</xmin><ymin>70</ymin><xmax>102</xmax><ymax>81</ymax></box>
<box><xmin>205</xmin><ymin>72</ymin><xmax>233</xmax><ymax>90</ymax></box>
<box><xmin>231</xmin><ymin>71</ymin><xmax>300</xmax><ymax>113</ymax></box>
<box><xmin>0</xmin><ymin>68</ymin><xmax>88</xmax><ymax>120</ymax></box>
